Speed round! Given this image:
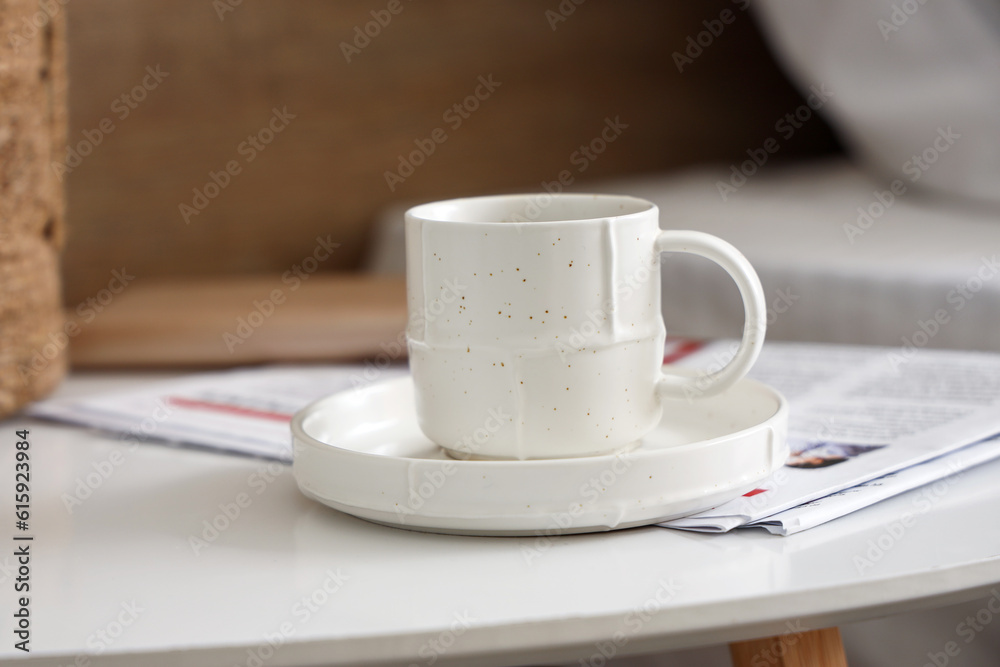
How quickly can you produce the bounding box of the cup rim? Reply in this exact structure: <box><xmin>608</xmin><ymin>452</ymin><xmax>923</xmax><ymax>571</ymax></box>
<box><xmin>405</xmin><ymin>192</ymin><xmax>656</xmax><ymax>226</ymax></box>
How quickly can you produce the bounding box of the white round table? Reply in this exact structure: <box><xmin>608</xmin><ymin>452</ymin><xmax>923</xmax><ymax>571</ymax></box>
<box><xmin>4</xmin><ymin>373</ymin><xmax>999</xmax><ymax>667</ymax></box>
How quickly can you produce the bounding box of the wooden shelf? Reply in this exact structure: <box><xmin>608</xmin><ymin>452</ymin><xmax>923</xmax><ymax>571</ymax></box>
<box><xmin>68</xmin><ymin>274</ymin><xmax>407</xmax><ymax>368</ymax></box>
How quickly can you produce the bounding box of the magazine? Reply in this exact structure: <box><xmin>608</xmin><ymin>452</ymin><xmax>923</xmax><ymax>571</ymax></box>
<box><xmin>28</xmin><ymin>365</ymin><xmax>406</xmax><ymax>461</ymax></box>
<box><xmin>29</xmin><ymin>340</ymin><xmax>1000</xmax><ymax>535</ymax></box>
<box><xmin>662</xmin><ymin>341</ymin><xmax>1000</xmax><ymax>534</ymax></box>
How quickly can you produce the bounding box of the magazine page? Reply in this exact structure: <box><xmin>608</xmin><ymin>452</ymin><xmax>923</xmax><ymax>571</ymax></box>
<box><xmin>749</xmin><ymin>435</ymin><xmax>1000</xmax><ymax>535</ymax></box>
<box><xmin>662</xmin><ymin>341</ymin><xmax>1000</xmax><ymax>533</ymax></box>
<box><xmin>28</xmin><ymin>365</ymin><xmax>406</xmax><ymax>461</ymax></box>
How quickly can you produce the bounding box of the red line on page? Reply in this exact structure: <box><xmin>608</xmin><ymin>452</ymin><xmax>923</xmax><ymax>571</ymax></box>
<box><xmin>663</xmin><ymin>339</ymin><xmax>705</xmax><ymax>365</ymax></box>
<box><xmin>165</xmin><ymin>397</ymin><xmax>293</xmax><ymax>423</ymax></box>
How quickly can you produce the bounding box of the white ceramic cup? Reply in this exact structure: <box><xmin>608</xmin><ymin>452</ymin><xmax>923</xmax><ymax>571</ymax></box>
<box><xmin>405</xmin><ymin>193</ymin><xmax>765</xmax><ymax>460</ymax></box>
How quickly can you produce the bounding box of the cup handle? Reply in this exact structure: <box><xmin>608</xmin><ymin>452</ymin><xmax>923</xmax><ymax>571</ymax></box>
<box><xmin>654</xmin><ymin>230</ymin><xmax>766</xmax><ymax>400</ymax></box>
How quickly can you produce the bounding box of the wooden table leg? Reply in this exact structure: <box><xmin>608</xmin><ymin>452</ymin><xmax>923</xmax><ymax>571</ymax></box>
<box><xmin>729</xmin><ymin>627</ymin><xmax>847</xmax><ymax>667</ymax></box>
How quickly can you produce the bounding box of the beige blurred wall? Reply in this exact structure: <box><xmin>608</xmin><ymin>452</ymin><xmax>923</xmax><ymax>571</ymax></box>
<box><xmin>61</xmin><ymin>0</ymin><xmax>840</xmax><ymax>305</ymax></box>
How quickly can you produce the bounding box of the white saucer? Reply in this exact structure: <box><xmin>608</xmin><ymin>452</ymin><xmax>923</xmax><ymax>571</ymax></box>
<box><xmin>291</xmin><ymin>374</ymin><xmax>788</xmax><ymax>536</ymax></box>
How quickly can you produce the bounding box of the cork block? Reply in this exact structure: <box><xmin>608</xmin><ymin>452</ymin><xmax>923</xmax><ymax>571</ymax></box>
<box><xmin>0</xmin><ymin>0</ymin><xmax>68</xmax><ymax>416</ymax></box>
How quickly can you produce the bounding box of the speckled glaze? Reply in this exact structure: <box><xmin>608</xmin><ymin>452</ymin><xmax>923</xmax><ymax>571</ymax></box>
<box><xmin>405</xmin><ymin>194</ymin><xmax>765</xmax><ymax>460</ymax></box>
